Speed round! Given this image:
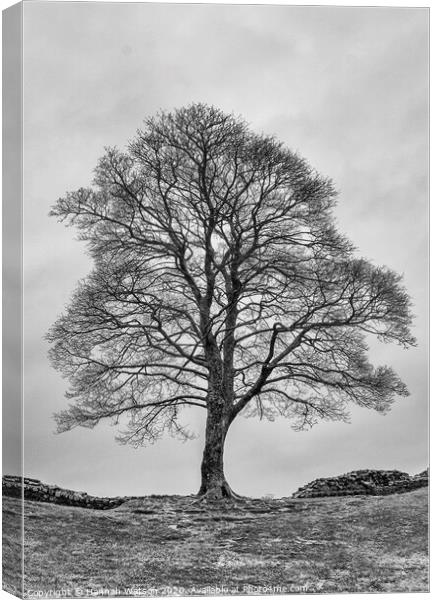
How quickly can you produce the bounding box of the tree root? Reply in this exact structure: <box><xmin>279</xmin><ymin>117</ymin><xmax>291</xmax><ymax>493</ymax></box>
<box><xmin>193</xmin><ymin>480</ymin><xmax>247</xmax><ymax>504</ymax></box>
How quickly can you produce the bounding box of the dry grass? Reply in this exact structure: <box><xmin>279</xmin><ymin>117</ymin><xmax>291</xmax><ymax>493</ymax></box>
<box><xmin>2</xmin><ymin>488</ymin><xmax>428</xmax><ymax>597</ymax></box>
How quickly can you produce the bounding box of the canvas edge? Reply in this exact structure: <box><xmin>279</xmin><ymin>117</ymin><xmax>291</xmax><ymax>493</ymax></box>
<box><xmin>2</xmin><ymin>2</ymin><xmax>24</xmax><ymax>598</ymax></box>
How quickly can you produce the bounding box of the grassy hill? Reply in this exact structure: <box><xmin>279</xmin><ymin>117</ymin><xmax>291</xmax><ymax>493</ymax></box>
<box><xmin>3</xmin><ymin>488</ymin><xmax>428</xmax><ymax>596</ymax></box>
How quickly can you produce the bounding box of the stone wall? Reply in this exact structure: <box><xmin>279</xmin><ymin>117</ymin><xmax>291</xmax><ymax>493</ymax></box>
<box><xmin>292</xmin><ymin>469</ymin><xmax>429</xmax><ymax>498</ymax></box>
<box><xmin>2</xmin><ymin>475</ymin><xmax>130</xmax><ymax>510</ymax></box>
<box><xmin>3</xmin><ymin>469</ymin><xmax>429</xmax><ymax>507</ymax></box>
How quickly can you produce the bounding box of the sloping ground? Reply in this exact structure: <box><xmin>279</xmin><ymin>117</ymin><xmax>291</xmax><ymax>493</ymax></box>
<box><xmin>3</xmin><ymin>468</ymin><xmax>428</xmax><ymax>510</ymax></box>
<box><xmin>2</xmin><ymin>488</ymin><xmax>428</xmax><ymax>596</ymax></box>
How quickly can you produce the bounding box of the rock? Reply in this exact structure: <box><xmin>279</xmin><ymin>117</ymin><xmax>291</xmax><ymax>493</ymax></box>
<box><xmin>292</xmin><ymin>469</ymin><xmax>429</xmax><ymax>499</ymax></box>
<box><xmin>2</xmin><ymin>474</ymin><xmax>128</xmax><ymax>510</ymax></box>
<box><xmin>414</xmin><ymin>468</ymin><xmax>429</xmax><ymax>479</ymax></box>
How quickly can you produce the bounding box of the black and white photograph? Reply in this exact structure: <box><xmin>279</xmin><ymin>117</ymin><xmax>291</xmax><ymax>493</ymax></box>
<box><xmin>2</xmin><ymin>0</ymin><xmax>429</xmax><ymax>596</ymax></box>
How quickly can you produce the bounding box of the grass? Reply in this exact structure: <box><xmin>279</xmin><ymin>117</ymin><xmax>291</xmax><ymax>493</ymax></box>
<box><xmin>2</xmin><ymin>488</ymin><xmax>428</xmax><ymax>596</ymax></box>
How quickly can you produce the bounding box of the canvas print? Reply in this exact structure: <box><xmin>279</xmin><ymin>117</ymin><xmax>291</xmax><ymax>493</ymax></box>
<box><xmin>2</xmin><ymin>1</ymin><xmax>429</xmax><ymax>597</ymax></box>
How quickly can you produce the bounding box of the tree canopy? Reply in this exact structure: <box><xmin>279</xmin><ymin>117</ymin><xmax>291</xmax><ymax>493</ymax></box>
<box><xmin>47</xmin><ymin>104</ymin><xmax>415</xmax><ymax>498</ymax></box>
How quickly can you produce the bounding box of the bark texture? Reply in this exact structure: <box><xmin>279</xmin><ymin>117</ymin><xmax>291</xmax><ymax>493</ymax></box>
<box><xmin>197</xmin><ymin>393</ymin><xmax>238</xmax><ymax>500</ymax></box>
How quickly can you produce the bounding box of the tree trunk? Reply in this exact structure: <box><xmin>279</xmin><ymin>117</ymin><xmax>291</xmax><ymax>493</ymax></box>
<box><xmin>197</xmin><ymin>401</ymin><xmax>238</xmax><ymax>500</ymax></box>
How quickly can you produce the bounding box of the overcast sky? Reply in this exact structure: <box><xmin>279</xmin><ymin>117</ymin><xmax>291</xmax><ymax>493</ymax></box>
<box><xmin>15</xmin><ymin>1</ymin><xmax>428</xmax><ymax>497</ymax></box>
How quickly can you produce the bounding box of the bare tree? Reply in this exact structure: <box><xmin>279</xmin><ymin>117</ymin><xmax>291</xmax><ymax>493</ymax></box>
<box><xmin>47</xmin><ymin>104</ymin><xmax>415</xmax><ymax>500</ymax></box>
